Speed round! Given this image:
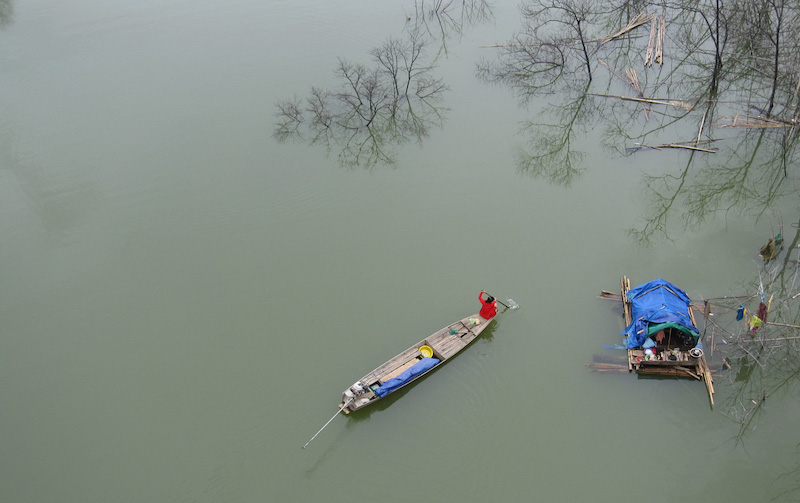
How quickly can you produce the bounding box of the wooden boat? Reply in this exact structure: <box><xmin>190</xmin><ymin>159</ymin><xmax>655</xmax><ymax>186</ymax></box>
<box><xmin>339</xmin><ymin>313</ymin><xmax>495</xmax><ymax>414</ymax></box>
<box><xmin>617</xmin><ymin>276</ymin><xmax>715</xmax><ymax>404</ymax></box>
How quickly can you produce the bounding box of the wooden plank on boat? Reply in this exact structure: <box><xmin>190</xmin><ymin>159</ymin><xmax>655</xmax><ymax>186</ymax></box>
<box><xmin>360</xmin><ymin>346</ymin><xmax>423</xmax><ymax>385</ymax></box>
<box><xmin>379</xmin><ymin>358</ymin><xmax>422</xmax><ymax>383</ymax></box>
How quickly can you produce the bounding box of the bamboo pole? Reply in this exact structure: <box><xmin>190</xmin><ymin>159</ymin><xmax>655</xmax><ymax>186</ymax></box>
<box><xmin>735</xmin><ymin>336</ymin><xmax>800</xmax><ymax>342</ymax></box>
<box><xmin>721</xmin><ymin>115</ymin><xmax>797</xmax><ymax>128</ymax></box>
<box><xmin>634</xmin><ymin>143</ymin><xmax>717</xmax><ymax>153</ymax></box>
<box><xmin>655</xmin><ymin>15</ymin><xmax>665</xmax><ymax>65</ymax></box>
<box><xmin>765</xmin><ymin>321</ymin><xmax>800</xmax><ymax>329</ymax></box>
<box><xmin>696</xmin><ymin>109</ymin><xmax>707</xmax><ymax>146</ymax></box>
<box><xmin>587</xmin><ymin>93</ymin><xmax>693</xmax><ymax>109</ymax></box>
<box><xmin>302</xmin><ymin>398</ymin><xmax>354</xmax><ymax>449</ymax></box>
<box><xmin>645</xmin><ymin>18</ymin><xmax>656</xmax><ymax>66</ymax></box>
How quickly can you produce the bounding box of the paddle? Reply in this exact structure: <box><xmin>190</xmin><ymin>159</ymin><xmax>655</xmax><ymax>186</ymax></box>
<box><xmin>484</xmin><ymin>292</ymin><xmax>519</xmax><ymax>310</ymax></box>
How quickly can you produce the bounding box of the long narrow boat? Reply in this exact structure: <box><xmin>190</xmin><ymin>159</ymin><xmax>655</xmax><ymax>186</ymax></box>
<box><xmin>339</xmin><ymin>313</ymin><xmax>495</xmax><ymax>413</ymax></box>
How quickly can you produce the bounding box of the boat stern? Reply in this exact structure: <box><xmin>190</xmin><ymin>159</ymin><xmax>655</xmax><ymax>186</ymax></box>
<box><xmin>341</xmin><ymin>381</ymin><xmax>375</xmax><ymax>413</ymax></box>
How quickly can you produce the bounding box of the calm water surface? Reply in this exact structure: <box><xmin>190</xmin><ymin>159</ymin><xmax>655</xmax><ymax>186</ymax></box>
<box><xmin>1</xmin><ymin>1</ymin><xmax>797</xmax><ymax>502</ymax></box>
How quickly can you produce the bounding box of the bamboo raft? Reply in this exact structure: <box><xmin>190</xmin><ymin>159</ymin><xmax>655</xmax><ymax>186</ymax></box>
<box><xmin>602</xmin><ymin>276</ymin><xmax>715</xmax><ymax>406</ymax></box>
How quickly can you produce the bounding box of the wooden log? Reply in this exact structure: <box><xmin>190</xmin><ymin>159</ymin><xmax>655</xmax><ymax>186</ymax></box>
<box><xmin>675</xmin><ymin>366</ymin><xmax>701</xmax><ymax>380</ymax></box>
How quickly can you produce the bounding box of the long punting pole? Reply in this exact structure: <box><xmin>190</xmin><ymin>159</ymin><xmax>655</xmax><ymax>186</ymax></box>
<box><xmin>302</xmin><ymin>398</ymin><xmax>354</xmax><ymax>449</ymax></box>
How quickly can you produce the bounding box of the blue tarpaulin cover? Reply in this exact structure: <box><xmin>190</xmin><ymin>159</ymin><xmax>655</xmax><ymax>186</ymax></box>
<box><xmin>374</xmin><ymin>357</ymin><xmax>440</xmax><ymax>398</ymax></box>
<box><xmin>622</xmin><ymin>279</ymin><xmax>699</xmax><ymax>349</ymax></box>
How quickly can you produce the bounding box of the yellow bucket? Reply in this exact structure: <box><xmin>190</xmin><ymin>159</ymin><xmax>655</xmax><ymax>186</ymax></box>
<box><xmin>419</xmin><ymin>345</ymin><xmax>434</xmax><ymax>358</ymax></box>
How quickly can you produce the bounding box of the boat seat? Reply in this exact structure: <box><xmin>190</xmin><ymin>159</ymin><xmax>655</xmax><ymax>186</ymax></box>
<box><xmin>430</xmin><ymin>337</ymin><xmax>467</xmax><ymax>359</ymax></box>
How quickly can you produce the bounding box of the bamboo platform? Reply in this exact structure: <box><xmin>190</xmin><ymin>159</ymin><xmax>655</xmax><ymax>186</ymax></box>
<box><xmin>599</xmin><ymin>276</ymin><xmax>715</xmax><ymax>406</ymax></box>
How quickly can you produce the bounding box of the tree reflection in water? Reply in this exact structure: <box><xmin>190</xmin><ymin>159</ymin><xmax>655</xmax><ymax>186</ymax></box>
<box><xmin>0</xmin><ymin>0</ymin><xmax>13</xmax><ymax>28</ymax></box>
<box><xmin>406</xmin><ymin>0</ymin><xmax>493</xmax><ymax>57</ymax></box>
<box><xmin>479</xmin><ymin>0</ymin><xmax>799</xmax><ymax>242</ymax></box>
<box><xmin>274</xmin><ymin>32</ymin><xmax>447</xmax><ymax>169</ymax></box>
<box><xmin>274</xmin><ymin>1</ymin><xmax>493</xmax><ymax>169</ymax></box>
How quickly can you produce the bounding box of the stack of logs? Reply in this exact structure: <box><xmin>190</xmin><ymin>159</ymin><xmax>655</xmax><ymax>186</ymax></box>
<box><xmin>600</xmin><ymin>11</ymin><xmax>667</xmax><ymax>68</ymax></box>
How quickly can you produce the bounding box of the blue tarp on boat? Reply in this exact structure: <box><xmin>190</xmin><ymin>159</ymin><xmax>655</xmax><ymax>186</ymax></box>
<box><xmin>374</xmin><ymin>357</ymin><xmax>440</xmax><ymax>398</ymax></box>
<box><xmin>622</xmin><ymin>279</ymin><xmax>699</xmax><ymax>349</ymax></box>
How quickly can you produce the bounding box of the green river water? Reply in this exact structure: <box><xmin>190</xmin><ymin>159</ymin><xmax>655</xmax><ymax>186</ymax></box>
<box><xmin>1</xmin><ymin>1</ymin><xmax>798</xmax><ymax>502</ymax></box>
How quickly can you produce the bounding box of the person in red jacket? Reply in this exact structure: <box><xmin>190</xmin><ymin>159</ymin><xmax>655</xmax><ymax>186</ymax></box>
<box><xmin>478</xmin><ymin>291</ymin><xmax>498</xmax><ymax>319</ymax></box>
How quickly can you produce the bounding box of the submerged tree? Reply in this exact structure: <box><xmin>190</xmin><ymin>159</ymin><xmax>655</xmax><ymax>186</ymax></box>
<box><xmin>703</xmin><ymin>217</ymin><xmax>800</xmax><ymax>441</ymax></box>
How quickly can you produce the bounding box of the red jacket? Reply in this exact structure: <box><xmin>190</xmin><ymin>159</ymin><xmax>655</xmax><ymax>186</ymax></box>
<box><xmin>479</xmin><ymin>292</ymin><xmax>497</xmax><ymax>319</ymax></box>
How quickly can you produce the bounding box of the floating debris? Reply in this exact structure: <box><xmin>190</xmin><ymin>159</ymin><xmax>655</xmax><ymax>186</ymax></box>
<box><xmin>759</xmin><ymin>234</ymin><xmax>783</xmax><ymax>262</ymax></box>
